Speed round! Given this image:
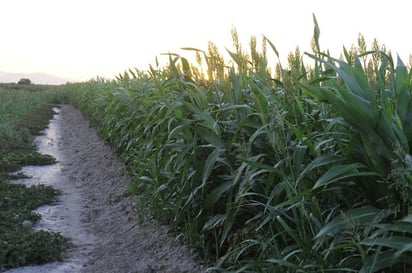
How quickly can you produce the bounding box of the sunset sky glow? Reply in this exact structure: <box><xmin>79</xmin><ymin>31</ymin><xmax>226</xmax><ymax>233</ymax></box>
<box><xmin>0</xmin><ymin>0</ymin><xmax>411</xmax><ymax>83</ymax></box>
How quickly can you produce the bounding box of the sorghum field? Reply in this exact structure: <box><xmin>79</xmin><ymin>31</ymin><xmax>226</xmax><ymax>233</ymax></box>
<box><xmin>6</xmin><ymin>18</ymin><xmax>412</xmax><ymax>272</ymax></box>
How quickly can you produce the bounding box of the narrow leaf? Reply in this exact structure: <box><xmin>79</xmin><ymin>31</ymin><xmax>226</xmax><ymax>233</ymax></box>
<box><xmin>315</xmin><ymin>206</ymin><xmax>382</xmax><ymax>239</ymax></box>
<box><xmin>313</xmin><ymin>163</ymin><xmax>378</xmax><ymax>189</ymax></box>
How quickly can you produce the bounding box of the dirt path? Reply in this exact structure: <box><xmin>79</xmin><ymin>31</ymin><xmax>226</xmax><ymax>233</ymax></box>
<box><xmin>5</xmin><ymin>105</ymin><xmax>206</xmax><ymax>273</ymax></box>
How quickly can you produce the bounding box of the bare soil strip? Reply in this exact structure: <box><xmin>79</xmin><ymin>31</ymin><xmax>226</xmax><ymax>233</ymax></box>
<box><xmin>5</xmin><ymin>105</ymin><xmax>205</xmax><ymax>273</ymax></box>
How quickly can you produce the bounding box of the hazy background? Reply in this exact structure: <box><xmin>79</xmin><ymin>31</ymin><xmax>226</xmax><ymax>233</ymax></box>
<box><xmin>0</xmin><ymin>0</ymin><xmax>411</xmax><ymax>84</ymax></box>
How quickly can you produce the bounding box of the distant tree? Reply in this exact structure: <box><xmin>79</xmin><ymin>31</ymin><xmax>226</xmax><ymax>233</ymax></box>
<box><xmin>18</xmin><ymin>78</ymin><xmax>31</xmax><ymax>85</ymax></box>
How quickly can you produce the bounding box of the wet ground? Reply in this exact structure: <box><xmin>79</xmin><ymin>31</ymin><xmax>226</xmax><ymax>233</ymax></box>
<box><xmin>6</xmin><ymin>108</ymin><xmax>94</xmax><ymax>273</ymax></box>
<box><xmin>4</xmin><ymin>105</ymin><xmax>205</xmax><ymax>273</ymax></box>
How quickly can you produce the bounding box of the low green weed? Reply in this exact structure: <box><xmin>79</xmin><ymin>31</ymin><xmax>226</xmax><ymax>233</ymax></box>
<box><xmin>0</xmin><ymin>85</ymin><xmax>69</xmax><ymax>270</ymax></box>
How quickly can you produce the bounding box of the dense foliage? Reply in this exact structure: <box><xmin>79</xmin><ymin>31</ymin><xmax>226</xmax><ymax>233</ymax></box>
<box><xmin>63</xmin><ymin>20</ymin><xmax>412</xmax><ymax>272</ymax></box>
<box><xmin>0</xmin><ymin>84</ymin><xmax>68</xmax><ymax>271</ymax></box>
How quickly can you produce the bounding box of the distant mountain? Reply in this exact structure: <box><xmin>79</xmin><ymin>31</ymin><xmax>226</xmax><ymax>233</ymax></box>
<box><xmin>0</xmin><ymin>71</ymin><xmax>76</xmax><ymax>85</ymax></box>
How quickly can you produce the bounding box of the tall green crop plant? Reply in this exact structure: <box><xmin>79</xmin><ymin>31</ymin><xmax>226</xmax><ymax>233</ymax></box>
<box><xmin>61</xmin><ymin>19</ymin><xmax>412</xmax><ymax>272</ymax></box>
<box><xmin>301</xmin><ymin>51</ymin><xmax>412</xmax><ymax>272</ymax></box>
<box><xmin>201</xmin><ymin>32</ymin><xmax>367</xmax><ymax>271</ymax></box>
<box><xmin>303</xmin><ymin>52</ymin><xmax>412</xmax><ymax>214</ymax></box>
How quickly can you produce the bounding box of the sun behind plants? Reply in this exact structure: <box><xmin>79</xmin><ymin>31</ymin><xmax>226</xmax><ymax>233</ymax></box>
<box><xmin>0</xmin><ymin>85</ymin><xmax>69</xmax><ymax>271</ymax></box>
<box><xmin>62</xmin><ymin>19</ymin><xmax>412</xmax><ymax>272</ymax></box>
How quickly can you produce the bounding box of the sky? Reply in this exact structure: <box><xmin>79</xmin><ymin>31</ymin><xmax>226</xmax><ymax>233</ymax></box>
<box><xmin>0</xmin><ymin>0</ymin><xmax>411</xmax><ymax>83</ymax></box>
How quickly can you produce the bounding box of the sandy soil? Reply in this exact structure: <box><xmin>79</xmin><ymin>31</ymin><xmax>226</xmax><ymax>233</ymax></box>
<box><xmin>5</xmin><ymin>105</ymin><xmax>206</xmax><ymax>273</ymax></box>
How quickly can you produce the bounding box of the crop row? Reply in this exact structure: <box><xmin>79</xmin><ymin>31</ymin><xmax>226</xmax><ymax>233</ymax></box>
<box><xmin>64</xmin><ymin>21</ymin><xmax>412</xmax><ymax>272</ymax></box>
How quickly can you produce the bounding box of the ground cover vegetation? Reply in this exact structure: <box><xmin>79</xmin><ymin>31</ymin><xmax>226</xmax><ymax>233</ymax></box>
<box><xmin>63</xmin><ymin>18</ymin><xmax>412</xmax><ymax>272</ymax></box>
<box><xmin>0</xmin><ymin>84</ymin><xmax>68</xmax><ymax>271</ymax></box>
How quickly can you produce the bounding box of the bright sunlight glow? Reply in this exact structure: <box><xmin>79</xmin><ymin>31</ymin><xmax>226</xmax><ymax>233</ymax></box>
<box><xmin>0</xmin><ymin>0</ymin><xmax>411</xmax><ymax>83</ymax></box>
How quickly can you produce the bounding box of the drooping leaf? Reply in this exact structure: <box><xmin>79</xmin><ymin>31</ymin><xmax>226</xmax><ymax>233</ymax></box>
<box><xmin>361</xmin><ymin>236</ymin><xmax>412</xmax><ymax>268</ymax></box>
<box><xmin>360</xmin><ymin>250</ymin><xmax>400</xmax><ymax>273</ymax></box>
<box><xmin>313</xmin><ymin>163</ymin><xmax>378</xmax><ymax>189</ymax></box>
<box><xmin>316</xmin><ymin>206</ymin><xmax>383</xmax><ymax>239</ymax></box>
<box><xmin>361</xmin><ymin>236</ymin><xmax>412</xmax><ymax>251</ymax></box>
<box><xmin>297</xmin><ymin>154</ymin><xmax>342</xmax><ymax>184</ymax></box>
<box><xmin>202</xmin><ymin>147</ymin><xmax>226</xmax><ymax>185</ymax></box>
<box><xmin>266</xmin><ymin>258</ymin><xmax>300</xmax><ymax>270</ymax></box>
<box><xmin>203</xmin><ymin>214</ymin><xmax>226</xmax><ymax>231</ymax></box>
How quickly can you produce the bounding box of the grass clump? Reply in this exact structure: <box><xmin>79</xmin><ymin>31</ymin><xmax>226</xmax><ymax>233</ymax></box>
<box><xmin>63</xmin><ymin>17</ymin><xmax>412</xmax><ymax>272</ymax></box>
<box><xmin>0</xmin><ymin>84</ymin><xmax>68</xmax><ymax>271</ymax></box>
<box><xmin>0</xmin><ymin>180</ymin><xmax>67</xmax><ymax>270</ymax></box>
<box><xmin>1</xmin><ymin>230</ymin><xmax>68</xmax><ymax>269</ymax></box>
